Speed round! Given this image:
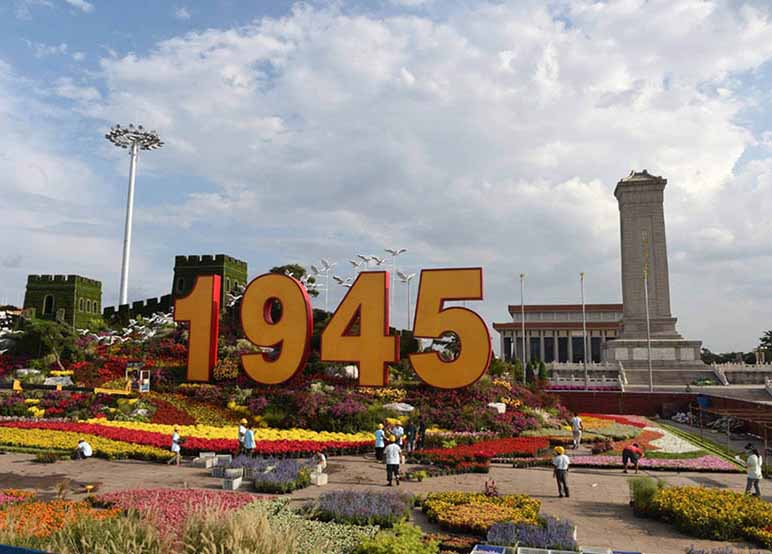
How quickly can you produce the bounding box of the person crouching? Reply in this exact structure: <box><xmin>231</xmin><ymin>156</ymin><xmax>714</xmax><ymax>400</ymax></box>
<box><xmin>73</xmin><ymin>439</ymin><xmax>93</xmax><ymax>460</ymax></box>
<box><xmin>384</xmin><ymin>437</ymin><xmax>402</xmax><ymax>486</ymax></box>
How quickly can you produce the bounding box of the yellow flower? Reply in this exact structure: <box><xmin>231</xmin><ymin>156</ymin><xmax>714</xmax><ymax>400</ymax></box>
<box><xmin>83</xmin><ymin>419</ymin><xmax>372</xmax><ymax>442</ymax></box>
<box><xmin>0</xmin><ymin>428</ymin><xmax>168</xmax><ymax>461</ymax></box>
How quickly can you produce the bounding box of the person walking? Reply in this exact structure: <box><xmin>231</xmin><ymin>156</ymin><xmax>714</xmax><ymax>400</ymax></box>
<box><xmin>374</xmin><ymin>424</ymin><xmax>386</xmax><ymax>462</ymax></box>
<box><xmin>745</xmin><ymin>444</ymin><xmax>763</xmax><ymax>497</ymax></box>
<box><xmin>417</xmin><ymin>418</ymin><xmax>426</xmax><ymax>450</ymax></box>
<box><xmin>553</xmin><ymin>446</ymin><xmax>570</xmax><ymax>498</ymax></box>
<box><xmin>243</xmin><ymin>423</ymin><xmax>256</xmax><ymax>458</ymax></box>
<box><xmin>238</xmin><ymin>418</ymin><xmax>248</xmax><ymax>456</ymax></box>
<box><xmin>167</xmin><ymin>426</ymin><xmax>182</xmax><ymax>466</ymax></box>
<box><xmin>405</xmin><ymin>420</ymin><xmax>416</xmax><ymax>453</ymax></box>
<box><xmin>384</xmin><ymin>437</ymin><xmax>402</xmax><ymax>486</ymax></box>
<box><xmin>570</xmin><ymin>412</ymin><xmax>583</xmax><ymax>450</ymax></box>
<box><xmin>622</xmin><ymin>442</ymin><xmax>644</xmax><ymax>474</ymax></box>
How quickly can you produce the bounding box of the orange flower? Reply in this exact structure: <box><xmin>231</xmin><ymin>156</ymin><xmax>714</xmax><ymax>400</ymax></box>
<box><xmin>0</xmin><ymin>500</ymin><xmax>120</xmax><ymax>538</ymax></box>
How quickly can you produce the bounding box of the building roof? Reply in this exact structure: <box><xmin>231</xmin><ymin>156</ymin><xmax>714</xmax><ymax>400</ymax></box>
<box><xmin>493</xmin><ymin>321</ymin><xmax>622</xmax><ymax>332</ymax></box>
<box><xmin>507</xmin><ymin>303</ymin><xmax>623</xmax><ymax>316</ymax></box>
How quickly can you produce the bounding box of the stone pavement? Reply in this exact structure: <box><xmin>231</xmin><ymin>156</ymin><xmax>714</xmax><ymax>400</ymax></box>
<box><xmin>1</xmin><ymin>448</ymin><xmax>769</xmax><ymax>554</ymax></box>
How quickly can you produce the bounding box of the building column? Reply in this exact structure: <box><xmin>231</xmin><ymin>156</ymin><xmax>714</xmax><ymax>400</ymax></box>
<box><xmin>568</xmin><ymin>332</ymin><xmax>573</xmax><ymax>363</ymax></box>
<box><xmin>601</xmin><ymin>333</ymin><xmax>607</xmax><ymax>362</ymax></box>
<box><xmin>553</xmin><ymin>332</ymin><xmax>559</xmax><ymax>362</ymax></box>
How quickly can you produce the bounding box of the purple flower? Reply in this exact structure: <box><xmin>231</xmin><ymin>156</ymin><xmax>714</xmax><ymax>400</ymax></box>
<box><xmin>317</xmin><ymin>490</ymin><xmax>413</xmax><ymax>527</ymax></box>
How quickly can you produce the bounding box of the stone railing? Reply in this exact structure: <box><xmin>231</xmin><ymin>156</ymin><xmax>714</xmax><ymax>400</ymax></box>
<box><xmin>711</xmin><ymin>363</ymin><xmax>772</xmax><ymax>385</ymax></box>
<box><xmin>547</xmin><ymin>361</ymin><xmax>614</xmax><ymax>371</ymax></box>
<box><xmin>712</xmin><ymin>364</ymin><xmax>729</xmax><ymax>386</ymax></box>
<box><xmin>713</xmin><ymin>362</ymin><xmax>772</xmax><ymax>370</ymax></box>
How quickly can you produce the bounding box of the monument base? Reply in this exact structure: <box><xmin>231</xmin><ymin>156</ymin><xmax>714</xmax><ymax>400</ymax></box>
<box><xmin>605</xmin><ymin>338</ymin><xmax>714</xmax><ymax>386</ymax></box>
<box><xmin>619</xmin><ymin>317</ymin><xmax>682</xmax><ymax>339</ymax></box>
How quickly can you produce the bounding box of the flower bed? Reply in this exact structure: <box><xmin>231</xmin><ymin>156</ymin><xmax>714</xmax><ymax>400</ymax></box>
<box><xmin>422</xmin><ymin>492</ymin><xmax>541</xmax><ymax>535</ymax></box>
<box><xmin>93</xmin><ymin>488</ymin><xmax>258</xmax><ymax>537</ymax></box>
<box><xmin>0</xmin><ymin>420</ymin><xmax>370</xmax><ymax>458</ymax></box>
<box><xmin>0</xmin><ymin>426</ymin><xmax>169</xmax><ymax>461</ymax></box>
<box><xmin>580</xmin><ymin>413</ymin><xmax>649</xmax><ymax>428</ymax></box>
<box><xmin>316</xmin><ymin>490</ymin><xmax>413</xmax><ymax>528</ymax></box>
<box><xmin>411</xmin><ymin>437</ymin><xmax>549</xmax><ymax>473</ymax></box>
<box><xmin>648</xmin><ymin>486</ymin><xmax>772</xmax><ymax>547</ymax></box>
<box><xmin>0</xmin><ymin>500</ymin><xmax>120</xmax><ymax>538</ymax></box>
<box><xmin>245</xmin><ymin>458</ymin><xmax>312</xmax><ymax>494</ymax></box>
<box><xmin>84</xmin><ymin>419</ymin><xmax>371</xmax><ymax>443</ymax></box>
<box><xmin>488</xmin><ymin>515</ymin><xmax>577</xmax><ymax>550</ymax></box>
<box><xmin>248</xmin><ymin>499</ymin><xmax>379</xmax><ymax>554</ymax></box>
<box><xmin>569</xmin><ymin>454</ymin><xmax>740</xmax><ymax>472</ymax></box>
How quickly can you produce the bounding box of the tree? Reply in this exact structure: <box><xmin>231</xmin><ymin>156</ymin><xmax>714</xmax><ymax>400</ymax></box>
<box><xmin>269</xmin><ymin>264</ymin><xmax>319</xmax><ymax>297</ymax></box>
<box><xmin>538</xmin><ymin>360</ymin><xmax>548</xmax><ymax>382</ymax></box>
<box><xmin>760</xmin><ymin>330</ymin><xmax>772</xmax><ymax>351</ymax></box>
<box><xmin>13</xmin><ymin>319</ymin><xmax>81</xmax><ymax>369</ymax></box>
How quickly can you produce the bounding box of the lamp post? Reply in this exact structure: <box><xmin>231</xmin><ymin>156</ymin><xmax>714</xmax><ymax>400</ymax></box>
<box><xmin>520</xmin><ymin>273</ymin><xmax>526</xmax><ymax>385</ymax></box>
<box><xmin>398</xmin><ymin>271</ymin><xmax>416</xmax><ymax>329</ymax></box>
<box><xmin>580</xmin><ymin>272</ymin><xmax>588</xmax><ymax>390</ymax></box>
<box><xmin>643</xmin><ymin>234</ymin><xmax>654</xmax><ymax>392</ymax></box>
<box><xmin>105</xmin><ymin>124</ymin><xmax>163</xmax><ymax>305</ymax></box>
<box><xmin>385</xmin><ymin>247</ymin><xmax>407</xmax><ymax>318</ymax></box>
<box><xmin>311</xmin><ymin>259</ymin><xmax>336</xmax><ymax>313</ymax></box>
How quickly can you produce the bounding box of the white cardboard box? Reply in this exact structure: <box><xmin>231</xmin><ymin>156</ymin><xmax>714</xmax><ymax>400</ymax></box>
<box><xmin>223</xmin><ymin>477</ymin><xmax>242</xmax><ymax>490</ymax></box>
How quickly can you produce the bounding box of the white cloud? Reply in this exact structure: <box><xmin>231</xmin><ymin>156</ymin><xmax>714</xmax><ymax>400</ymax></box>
<box><xmin>14</xmin><ymin>0</ymin><xmax>52</xmax><ymax>20</ymax></box>
<box><xmin>54</xmin><ymin>77</ymin><xmax>101</xmax><ymax>102</ymax></box>
<box><xmin>80</xmin><ymin>1</ymin><xmax>772</xmax><ymax>350</ymax></box>
<box><xmin>25</xmin><ymin>40</ymin><xmax>68</xmax><ymax>58</ymax></box>
<box><xmin>6</xmin><ymin>1</ymin><xmax>772</xmax><ymax>350</ymax></box>
<box><xmin>72</xmin><ymin>52</ymin><xmax>85</xmax><ymax>62</ymax></box>
<box><xmin>174</xmin><ymin>6</ymin><xmax>191</xmax><ymax>20</ymax></box>
<box><xmin>0</xmin><ymin>59</ymin><xmax>158</xmax><ymax>308</ymax></box>
<box><xmin>63</xmin><ymin>0</ymin><xmax>93</xmax><ymax>13</ymax></box>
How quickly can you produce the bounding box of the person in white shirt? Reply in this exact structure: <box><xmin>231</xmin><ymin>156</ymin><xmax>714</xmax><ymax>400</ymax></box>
<box><xmin>552</xmin><ymin>446</ymin><xmax>570</xmax><ymax>498</ymax></box>
<box><xmin>570</xmin><ymin>413</ymin><xmax>583</xmax><ymax>450</ymax></box>
<box><xmin>167</xmin><ymin>426</ymin><xmax>181</xmax><ymax>466</ymax></box>
<box><xmin>383</xmin><ymin>437</ymin><xmax>402</xmax><ymax>486</ymax></box>
<box><xmin>73</xmin><ymin>439</ymin><xmax>92</xmax><ymax>460</ymax></box>
<box><xmin>745</xmin><ymin>445</ymin><xmax>763</xmax><ymax>497</ymax></box>
<box><xmin>392</xmin><ymin>424</ymin><xmax>405</xmax><ymax>446</ymax></box>
<box><xmin>238</xmin><ymin>419</ymin><xmax>248</xmax><ymax>456</ymax></box>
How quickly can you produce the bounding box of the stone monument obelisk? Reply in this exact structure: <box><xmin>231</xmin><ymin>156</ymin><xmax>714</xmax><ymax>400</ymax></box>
<box><xmin>605</xmin><ymin>170</ymin><xmax>709</xmax><ymax>385</ymax></box>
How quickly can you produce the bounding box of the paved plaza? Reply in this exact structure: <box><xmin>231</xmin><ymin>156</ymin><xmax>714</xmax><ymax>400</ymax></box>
<box><xmin>0</xmin><ymin>447</ymin><xmax>767</xmax><ymax>554</ymax></box>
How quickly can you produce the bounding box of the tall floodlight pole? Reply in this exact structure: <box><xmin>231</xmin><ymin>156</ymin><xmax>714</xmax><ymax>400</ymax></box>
<box><xmin>520</xmin><ymin>273</ymin><xmax>526</xmax><ymax>385</ymax></box>
<box><xmin>385</xmin><ymin>248</ymin><xmax>407</xmax><ymax>318</ymax></box>
<box><xmin>643</xmin><ymin>235</ymin><xmax>654</xmax><ymax>392</ymax></box>
<box><xmin>580</xmin><ymin>272</ymin><xmax>588</xmax><ymax>390</ymax></box>
<box><xmin>105</xmin><ymin>124</ymin><xmax>164</xmax><ymax>305</ymax></box>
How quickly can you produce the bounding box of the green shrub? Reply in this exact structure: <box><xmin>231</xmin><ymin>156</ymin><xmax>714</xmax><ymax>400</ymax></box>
<box><xmin>353</xmin><ymin>523</ymin><xmax>439</xmax><ymax>554</ymax></box>
<box><xmin>34</xmin><ymin>451</ymin><xmax>66</xmax><ymax>464</ymax></box>
<box><xmin>628</xmin><ymin>476</ymin><xmax>666</xmax><ymax>516</ymax></box>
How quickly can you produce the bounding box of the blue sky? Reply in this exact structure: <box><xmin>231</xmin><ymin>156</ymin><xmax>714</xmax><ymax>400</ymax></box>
<box><xmin>2</xmin><ymin>0</ymin><xmax>772</xmax><ymax>352</ymax></box>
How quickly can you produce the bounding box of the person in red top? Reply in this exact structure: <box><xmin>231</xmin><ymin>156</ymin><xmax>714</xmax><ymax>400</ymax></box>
<box><xmin>622</xmin><ymin>443</ymin><xmax>644</xmax><ymax>474</ymax></box>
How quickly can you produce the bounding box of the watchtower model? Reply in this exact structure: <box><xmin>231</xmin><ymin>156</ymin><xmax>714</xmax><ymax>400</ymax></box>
<box><xmin>23</xmin><ymin>274</ymin><xmax>103</xmax><ymax>328</ymax></box>
<box><xmin>172</xmin><ymin>255</ymin><xmax>248</xmax><ymax>307</ymax></box>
